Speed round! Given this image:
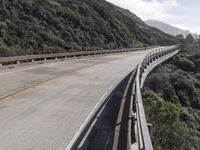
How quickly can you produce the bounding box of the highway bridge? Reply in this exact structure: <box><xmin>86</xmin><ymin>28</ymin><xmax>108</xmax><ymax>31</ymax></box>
<box><xmin>0</xmin><ymin>46</ymin><xmax>180</xmax><ymax>150</ymax></box>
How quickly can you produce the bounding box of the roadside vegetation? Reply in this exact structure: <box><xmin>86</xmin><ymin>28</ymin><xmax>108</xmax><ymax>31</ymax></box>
<box><xmin>0</xmin><ymin>0</ymin><xmax>177</xmax><ymax>57</ymax></box>
<box><xmin>143</xmin><ymin>35</ymin><xmax>200</xmax><ymax>150</ymax></box>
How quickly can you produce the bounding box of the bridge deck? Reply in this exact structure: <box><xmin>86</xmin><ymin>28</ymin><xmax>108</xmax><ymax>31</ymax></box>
<box><xmin>0</xmin><ymin>49</ymin><xmax>154</xmax><ymax>150</ymax></box>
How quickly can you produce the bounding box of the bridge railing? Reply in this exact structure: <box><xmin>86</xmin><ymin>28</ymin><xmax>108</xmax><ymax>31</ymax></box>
<box><xmin>131</xmin><ymin>45</ymin><xmax>180</xmax><ymax>150</ymax></box>
<box><xmin>64</xmin><ymin>45</ymin><xmax>180</xmax><ymax>150</ymax></box>
<box><xmin>0</xmin><ymin>46</ymin><xmax>158</xmax><ymax>66</ymax></box>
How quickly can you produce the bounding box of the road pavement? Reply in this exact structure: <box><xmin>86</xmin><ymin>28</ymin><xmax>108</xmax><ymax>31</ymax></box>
<box><xmin>0</xmin><ymin>49</ymin><xmax>155</xmax><ymax>150</ymax></box>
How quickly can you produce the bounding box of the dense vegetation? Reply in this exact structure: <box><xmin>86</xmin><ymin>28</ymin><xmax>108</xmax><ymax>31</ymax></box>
<box><xmin>143</xmin><ymin>36</ymin><xmax>200</xmax><ymax>149</ymax></box>
<box><xmin>0</xmin><ymin>0</ymin><xmax>177</xmax><ymax>57</ymax></box>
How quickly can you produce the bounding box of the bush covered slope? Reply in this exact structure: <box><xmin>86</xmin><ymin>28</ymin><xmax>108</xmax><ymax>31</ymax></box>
<box><xmin>0</xmin><ymin>0</ymin><xmax>177</xmax><ymax>56</ymax></box>
<box><xmin>143</xmin><ymin>40</ymin><xmax>200</xmax><ymax>150</ymax></box>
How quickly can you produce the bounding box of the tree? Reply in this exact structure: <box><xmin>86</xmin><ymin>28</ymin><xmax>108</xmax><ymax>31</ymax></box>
<box><xmin>176</xmin><ymin>34</ymin><xmax>184</xmax><ymax>40</ymax></box>
<box><xmin>176</xmin><ymin>34</ymin><xmax>185</xmax><ymax>46</ymax></box>
<box><xmin>0</xmin><ymin>0</ymin><xmax>5</xmax><ymax>9</ymax></box>
<box><xmin>186</xmin><ymin>34</ymin><xmax>194</xmax><ymax>44</ymax></box>
<box><xmin>143</xmin><ymin>91</ymin><xmax>185</xmax><ymax>150</ymax></box>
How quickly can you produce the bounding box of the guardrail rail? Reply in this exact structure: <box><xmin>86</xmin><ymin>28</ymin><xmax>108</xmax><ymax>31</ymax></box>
<box><xmin>65</xmin><ymin>45</ymin><xmax>180</xmax><ymax>150</ymax></box>
<box><xmin>132</xmin><ymin>45</ymin><xmax>180</xmax><ymax>150</ymax></box>
<box><xmin>0</xmin><ymin>46</ymin><xmax>158</xmax><ymax>67</ymax></box>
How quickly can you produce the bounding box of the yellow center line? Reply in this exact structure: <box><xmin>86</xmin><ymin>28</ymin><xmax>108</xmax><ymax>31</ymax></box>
<box><xmin>0</xmin><ymin>59</ymin><xmax>112</xmax><ymax>101</ymax></box>
<box><xmin>0</xmin><ymin>74</ymin><xmax>64</xmax><ymax>101</ymax></box>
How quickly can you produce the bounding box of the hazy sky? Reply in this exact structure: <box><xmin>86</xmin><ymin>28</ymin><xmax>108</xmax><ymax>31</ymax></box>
<box><xmin>106</xmin><ymin>0</ymin><xmax>200</xmax><ymax>34</ymax></box>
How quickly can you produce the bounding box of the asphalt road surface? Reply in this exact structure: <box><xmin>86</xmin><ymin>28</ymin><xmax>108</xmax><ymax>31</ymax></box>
<box><xmin>0</xmin><ymin>49</ymin><xmax>155</xmax><ymax>150</ymax></box>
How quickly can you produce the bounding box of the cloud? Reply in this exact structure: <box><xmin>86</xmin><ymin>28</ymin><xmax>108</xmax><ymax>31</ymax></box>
<box><xmin>106</xmin><ymin>0</ymin><xmax>200</xmax><ymax>34</ymax></box>
<box><xmin>106</xmin><ymin>0</ymin><xmax>180</xmax><ymax>22</ymax></box>
<box><xmin>173</xmin><ymin>24</ymin><xmax>200</xmax><ymax>34</ymax></box>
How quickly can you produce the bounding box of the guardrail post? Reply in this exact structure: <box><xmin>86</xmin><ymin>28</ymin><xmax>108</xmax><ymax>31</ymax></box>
<box><xmin>147</xmin><ymin>53</ymin><xmax>150</xmax><ymax>65</ymax></box>
<box><xmin>147</xmin><ymin>123</ymin><xmax>153</xmax><ymax>139</ymax></box>
<box><xmin>0</xmin><ymin>46</ymin><xmax>160</xmax><ymax>67</ymax></box>
<box><xmin>153</xmin><ymin>51</ymin><xmax>156</xmax><ymax>61</ymax></box>
<box><xmin>134</xmin><ymin>45</ymin><xmax>180</xmax><ymax>150</ymax></box>
<box><xmin>156</xmin><ymin>49</ymin><xmax>159</xmax><ymax>59</ymax></box>
<box><xmin>160</xmin><ymin>48</ymin><xmax>162</xmax><ymax>57</ymax></box>
<box><xmin>150</xmin><ymin>52</ymin><xmax>153</xmax><ymax>63</ymax></box>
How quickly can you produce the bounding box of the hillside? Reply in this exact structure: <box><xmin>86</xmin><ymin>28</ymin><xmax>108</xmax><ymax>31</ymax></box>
<box><xmin>0</xmin><ymin>0</ymin><xmax>177</xmax><ymax>57</ymax></box>
<box><xmin>145</xmin><ymin>19</ymin><xmax>198</xmax><ymax>39</ymax></box>
<box><xmin>143</xmin><ymin>41</ymin><xmax>200</xmax><ymax>149</ymax></box>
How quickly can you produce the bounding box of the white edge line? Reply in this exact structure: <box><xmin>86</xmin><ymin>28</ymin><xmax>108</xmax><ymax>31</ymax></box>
<box><xmin>0</xmin><ymin>67</ymin><xmax>36</xmax><ymax>76</ymax></box>
<box><xmin>77</xmin><ymin>99</ymin><xmax>109</xmax><ymax>149</ymax></box>
<box><xmin>108</xmin><ymin>85</ymin><xmax>114</xmax><ymax>91</ymax></box>
<box><xmin>65</xmin><ymin>68</ymin><xmax>133</xmax><ymax>150</ymax></box>
<box><xmin>65</xmin><ymin>90</ymin><xmax>109</xmax><ymax>150</ymax></box>
<box><xmin>0</xmin><ymin>58</ymin><xmax>72</xmax><ymax>76</ymax></box>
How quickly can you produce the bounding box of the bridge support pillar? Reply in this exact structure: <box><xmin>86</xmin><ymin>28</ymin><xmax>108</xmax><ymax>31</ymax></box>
<box><xmin>17</xmin><ymin>61</ymin><xmax>20</xmax><ymax>64</ymax></box>
<box><xmin>0</xmin><ymin>63</ymin><xmax>2</xmax><ymax>67</ymax></box>
<box><xmin>32</xmin><ymin>59</ymin><xmax>35</xmax><ymax>62</ymax></box>
<box><xmin>44</xmin><ymin>58</ymin><xmax>47</xmax><ymax>61</ymax></box>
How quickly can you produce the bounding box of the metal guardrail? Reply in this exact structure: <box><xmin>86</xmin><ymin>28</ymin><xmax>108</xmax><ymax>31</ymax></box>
<box><xmin>0</xmin><ymin>46</ymin><xmax>158</xmax><ymax>65</ymax></box>
<box><xmin>64</xmin><ymin>45</ymin><xmax>180</xmax><ymax>150</ymax></box>
<box><xmin>132</xmin><ymin>45</ymin><xmax>180</xmax><ymax>150</ymax></box>
<box><xmin>112</xmin><ymin>70</ymin><xmax>136</xmax><ymax>150</ymax></box>
<box><xmin>110</xmin><ymin>46</ymin><xmax>180</xmax><ymax>150</ymax></box>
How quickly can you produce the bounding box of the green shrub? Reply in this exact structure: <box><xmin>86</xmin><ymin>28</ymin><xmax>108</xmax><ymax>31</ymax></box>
<box><xmin>0</xmin><ymin>21</ymin><xmax>7</xmax><ymax>28</ymax></box>
<box><xmin>0</xmin><ymin>42</ymin><xmax>14</xmax><ymax>56</ymax></box>
<box><xmin>143</xmin><ymin>90</ymin><xmax>186</xmax><ymax>150</ymax></box>
<box><xmin>195</xmin><ymin>74</ymin><xmax>200</xmax><ymax>80</ymax></box>
<box><xmin>145</xmin><ymin>73</ymin><xmax>167</xmax><ymax>93</ymax></box>
<box><xmin>143</xmin><ymin>43</ymin><xmax>200</xmax><ymax>150</ymax></box>
<box><xmin>0</xmin><ymin>0</ymin><xmax>177</xmax><ymax>56</ymax></box>
<box><xmin>174</xmin><ymin>55</ymin><xmax>195</xmax><ymax>71</ymax></box>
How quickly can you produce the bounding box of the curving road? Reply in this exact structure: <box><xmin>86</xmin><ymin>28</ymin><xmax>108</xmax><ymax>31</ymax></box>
<box><xmin>0</xmin><ymin>48</ymin><xmax>155</xmax><ymax>150</ymax></box>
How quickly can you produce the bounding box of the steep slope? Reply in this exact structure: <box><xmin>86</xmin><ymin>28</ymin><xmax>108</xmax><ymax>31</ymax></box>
<box><xmin>145</xmin><ymin>19</ymin><xmax>198</xmax><ymax>39</ymax></box>
<box><xmin>143</xmin><ymin>42</ymin><xmax>200</xmax><ymax>149</ymax></box>
<box><xmin>0</xmin><ymin>0</ymin><xmax>177</xmax><ymax>56</ymax></box>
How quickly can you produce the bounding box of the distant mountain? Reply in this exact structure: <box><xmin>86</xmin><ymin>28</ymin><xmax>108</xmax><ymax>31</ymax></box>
<box><xmin>0</xmin><ymin>0</ymin><xmax>177</xmax><ymax>57</ymax></box>
<box><xmin>145</xmin><ymin>19</ymin><xmax>198</xmax><ymax>39</ymax></box>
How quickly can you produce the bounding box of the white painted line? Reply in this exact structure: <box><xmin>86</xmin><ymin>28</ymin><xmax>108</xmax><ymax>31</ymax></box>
<box><xmin>99</xmin><ymin>91</ymin><xmax>108</xmax><ymax>102</ymax></box>
<box><xmin>77</xmin><ymin>118</ymin><xmax>98</xmax><ymax>149</ymax></box>
<box><xmin>1</xmin><ymin>51</ymin><xmax>126</xmax><ymax>76</ymax></box>
<box><xmin>0</xmin><ymin>59</ymin><xmax>69</xmax><ymax>76</ymax></box>
<box><xmin>65</xmin><ymin>90</ymin><xmax>109</xmax><ymax>150</ymax></box>
<box><xmin>128</xmin><ymin>67</ymin><xmax>132</xmax><ymax>71</ymax></box>
<box><xmin>0</xmin><ymin>57</ymin><xmax>75</xmax><ymax>76</ymax></box>
<box><xmin>120</xmin><ymin>73</ymin><xmax>125</xmax><ymax>79</ymax></box>
<box><xmin>0</xmin><ymin>67</ymin><xmax>35</xmax><ymax>76</ymax></box>
<box><xmin>77</xmin><ymin>99</ymin><xmax>109</xmax><ymax>149</ymax></box>
<box><xmin>108</xmin><ymin>85</ymin><xmax>114</xmax><ymax>91</ymax></box>
<box><xmin>65</xmin><ymin>66</ymin><xmax>135</xmax><ymax>150</ymax></box>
